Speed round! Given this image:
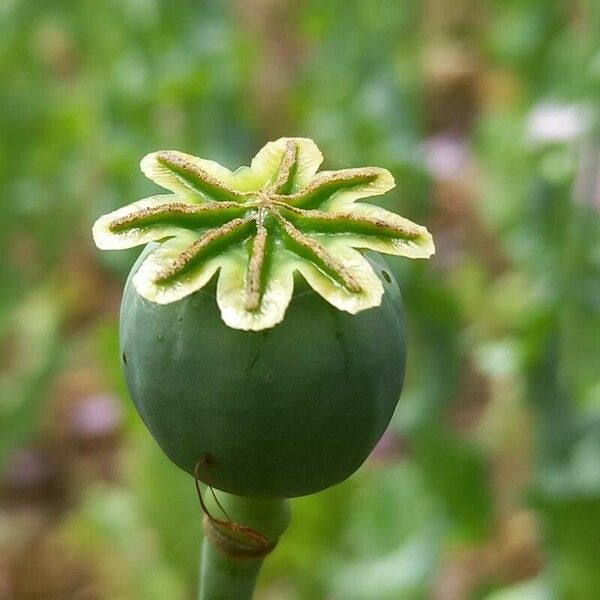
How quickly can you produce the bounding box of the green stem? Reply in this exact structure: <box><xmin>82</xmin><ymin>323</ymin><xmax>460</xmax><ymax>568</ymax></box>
<box><xmin>198</xmin><ymin>491</ymin><xmax>291</xmax><ymax>600</ymax></box>
<box><xmin>198</xmin><ymin>536</ymin><xmax>263</xmax><ymax>600</ymax></box>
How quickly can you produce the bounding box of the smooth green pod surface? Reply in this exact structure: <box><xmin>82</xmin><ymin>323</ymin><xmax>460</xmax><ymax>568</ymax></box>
<box><xmin>120</xmin><ymin>246</ymin><xmax>407</xmax><ymax>498</ymax></box>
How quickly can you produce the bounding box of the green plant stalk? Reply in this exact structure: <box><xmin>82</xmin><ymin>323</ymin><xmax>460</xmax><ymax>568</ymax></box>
<box><xmin>198</xmin><ymin>537</ymin><xmax>264</xmax><ymax>600</ymax></box>
<box><xmin>198</xmin><ymin>491</ymin><xmax>291</xmax><ymax>600</ymax></box>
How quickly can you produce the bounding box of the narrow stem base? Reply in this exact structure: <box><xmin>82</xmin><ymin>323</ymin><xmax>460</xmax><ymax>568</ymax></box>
<box><xmin>198</xmin><ymin>491</ymin><xmax>291</xmax><ymax>600</ymax></box>
<box><xmin>199</xmin><ymin>537</ymin><xmax>264</xmax><ymax>600</ymax></box>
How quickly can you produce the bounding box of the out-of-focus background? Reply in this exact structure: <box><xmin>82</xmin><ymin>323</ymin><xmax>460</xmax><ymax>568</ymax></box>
<box><xmin>1</xmin><ymin>1</ymin><xmax>599</xmax><ymax>598</ymax></box>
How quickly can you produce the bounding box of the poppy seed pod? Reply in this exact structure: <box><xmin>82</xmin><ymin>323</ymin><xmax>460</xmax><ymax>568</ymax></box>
<box><xmin>120</xmin><ymin>247</ymin><xmax>407</xmax><ymax>497</ymax></box>
<box><xmin>93</xmin><ymin>137</ymin><xmax>434</xmax><ymax>495</ymax></box>
<box><xmin>93</xmin><ymin>137</ymin><xmax>433</xmax><ymax>599</ymax></box>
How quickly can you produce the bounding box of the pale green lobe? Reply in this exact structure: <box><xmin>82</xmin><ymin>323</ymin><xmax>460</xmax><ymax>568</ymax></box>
<box><xmin>278</xmin><ymin>203</ymin><xmax>434</xmax><ymax>259</ymax></box>
<box><xmin>141</xmin><ymin>151</ymin><xmax>249</xmax><ymax>203</ymax></box>
<box><xmin>230</xmin><ymin>137</ymin><xmax>323</xmax><ymax>193</ymax></box>
<box><xmin>92</xmin><ymin>194</ymin><xmax>248</xmax><ymax>251</ymax></box>
<box><xmin>93</xmin><ymin>194</ymin><xmax>188</xmax><ymax>250</ymax></box>
<box><xmin>324</xmin><ymin>204</ymin><xmax>434</xmax><ymax>258</ymax></box>
<box><xmin>283</xmin><ymin>167</ymin><xmax>395</xmax><ymax>210</ymax></box>
<box><xmin>93</xmin><ymin>137</ymin><xmax>435</xmax><ymax>331</ymax></box>
<box><xmin>133</xmin><ymin>232</ymin><xmax>227</xmax><ymax>304</ymax></box>
<box><xmin>291</xmin><ymin>241</ymin><xmax>384</xmax><ymax>314</ymax></box>
<box><xmin>217</xmin><ymin>251</ymin><xmax>295</xmax><ymax>331</ymax></box>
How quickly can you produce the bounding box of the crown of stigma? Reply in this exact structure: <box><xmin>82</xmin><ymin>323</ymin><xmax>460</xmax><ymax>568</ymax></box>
<box><xmin>93</xmin><ymin>137</ymin><xmax>434</xmax><ymax>330</ymax></box>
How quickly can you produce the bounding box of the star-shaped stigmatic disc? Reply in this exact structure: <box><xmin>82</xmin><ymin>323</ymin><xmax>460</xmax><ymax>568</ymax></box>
<box><xmin>93</xmin><ymin>138</ymin><xmax>434</xmax><ymax>331</ymax></box>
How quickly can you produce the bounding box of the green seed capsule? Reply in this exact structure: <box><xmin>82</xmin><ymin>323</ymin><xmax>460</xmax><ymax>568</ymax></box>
<box><xmin>120</xmin><ymin>246</ymin><xmax>407</xmax><ymax>498</ymax></box>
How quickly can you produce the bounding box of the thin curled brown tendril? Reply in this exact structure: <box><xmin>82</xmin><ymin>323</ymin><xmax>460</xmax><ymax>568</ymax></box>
<box><xmin>194</xmin><ymin>457</ymin><xmax>270</xmax><ymax>549</ymax></box>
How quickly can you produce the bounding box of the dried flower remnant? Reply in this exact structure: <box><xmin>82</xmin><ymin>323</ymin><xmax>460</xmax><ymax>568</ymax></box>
<box><xmin>93</xmin><ymin>138</ymin><xmax>434</xmax><ymax>330</ymax></box>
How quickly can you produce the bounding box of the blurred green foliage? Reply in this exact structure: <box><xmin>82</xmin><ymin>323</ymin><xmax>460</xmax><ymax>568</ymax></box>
<box><xmin>1</xmin><ymin>0</ymin><xmax>599</xmax><ymax>598</ymax></box>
